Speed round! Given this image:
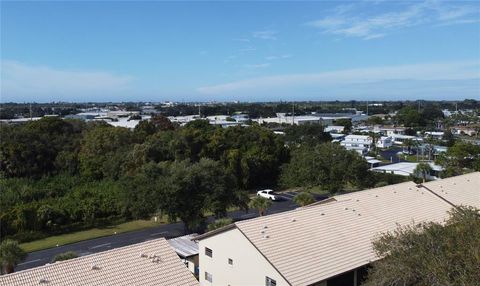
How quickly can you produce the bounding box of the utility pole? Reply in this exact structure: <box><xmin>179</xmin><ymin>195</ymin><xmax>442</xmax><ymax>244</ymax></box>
<box><xmin>292</xmin><ymin>103</ymin><xmax>295</xmax><ymax>125</ymax></box>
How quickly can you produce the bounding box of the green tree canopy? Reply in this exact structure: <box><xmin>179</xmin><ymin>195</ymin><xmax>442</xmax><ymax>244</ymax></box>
<box><xmin>334</xmin><ymin>118</ymin><xmax>352</xmax><ymax>133</ymax></box>
<box><xmin>364</xmin><ymin>207</ymin><xmax>480</xmax><ymax>286</ymax></box>
<box><xmin>249</xmin><ymin>196</ymin><xmax>272</xmax><ymax>216</ymax></box>
<box><xmin>283</xmin><ymin>124</ymin><xmax>332</xmax><ymax>146</ymax></box>
<box><xmin>414</xmin><ymin>162</ymin><xmax>433</xmax><ymax>183</ymax></box>
<box><xmin>293</xmin><ymin>192</ymin><xmax>315</xmax><ymax>207</ymax></box>
<box><xmin>78</xmin><ymin>124</ymin><xmax>135</xmax><ymax>179</ymax></box>
<box><xmin>280</xmin><ymin>143</ymin><xmax>372</xmax><ymax>193</ymax></box>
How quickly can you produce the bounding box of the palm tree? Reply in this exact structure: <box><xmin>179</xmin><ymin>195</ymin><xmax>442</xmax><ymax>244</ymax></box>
<box><xmin>0</xmin><ymin>239</ymin><xmax>27</xmax><ymax>274</ymax></box>
<box><xmin>414</xmin><ymin>162</ymin><xmax>433</xmax><ymax>183</ymax></box>
<box><xmin>368</xmin><ymin>132</ymin><xmax>380</xmax><ymax>155</ymax></box>
<box><xmin>249</xmin><ymin>197</ymin><xmax>272</xmax><ymax>216</ymax></box>
<box><xmin>403</xmin><ymin>139</ymin><xmax>414</xmax><ymax>155</ymax></box>
<box><xmin>293</xmin><ymin>192</ymin><xmax>315</xmax><ymax>207</ymax></box>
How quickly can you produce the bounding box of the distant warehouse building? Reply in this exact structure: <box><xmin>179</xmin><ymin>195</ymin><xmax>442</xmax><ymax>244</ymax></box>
<box><xmin>195</xmin><ymin>172</ymin><xmax>479</xmax><ymax>286</ymax></box>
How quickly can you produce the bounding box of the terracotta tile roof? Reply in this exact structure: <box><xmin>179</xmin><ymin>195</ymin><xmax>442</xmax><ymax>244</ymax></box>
<box><xmin>0</xmin><ymin>238</ymin><xmax>198</xmax><ymax>286</ymax></box>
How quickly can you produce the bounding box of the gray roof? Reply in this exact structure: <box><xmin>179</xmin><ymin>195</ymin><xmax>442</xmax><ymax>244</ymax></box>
<box><xmin>168</xmin><ymin>234</ymin><xmax>199</xmax><ymax>258</ymax></box>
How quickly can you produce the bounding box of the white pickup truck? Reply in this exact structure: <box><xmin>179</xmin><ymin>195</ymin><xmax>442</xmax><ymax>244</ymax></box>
<box><xmin>256</xmin><ymin>189</ymin><xmax>278</xmax><ymax>201</ymax></box>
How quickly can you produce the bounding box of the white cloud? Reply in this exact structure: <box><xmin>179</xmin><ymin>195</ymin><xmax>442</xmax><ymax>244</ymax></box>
<box><xmin>243</xmin><ymin>63</ymin><xmax>270</xmax><ymax>69</ymax></box>
<box><xmin>197</xmin><ymin>61</ymin><xmax>480</xmax><ymax>95</ymax></box>
<box><xmin>1</xmin><ymin>60</ymin><xmax>133</xmax><ymax>102</ymax></box>
<box><xmin>238</xmin><ymin>47</ymin><xmax>256</xmax><ymax>52</ymax></box>
<box><xmin>232</xmin><ymin>38</ymin><xmax>250</xmax><ymax>42</ymax></box>
<box><xmin>265</xmin><ymin>54</ymin><xmax>292</xmax><ymax>61</ymax></box>
<box><xmin>252</xmin><ymin>30</ymin><xmax>278</xmax><ymax>40</ymax></box>
<box><xmin>306</xmin><ymin>1</ymin><xmax>480</xmax><ymax>40</ymax></box>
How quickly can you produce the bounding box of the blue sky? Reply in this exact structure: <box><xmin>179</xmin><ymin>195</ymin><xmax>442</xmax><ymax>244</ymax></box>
<box><xmin>1</xmin><ymin>0</ymin><xmax>479</xmax><ymax>102</ymax></box>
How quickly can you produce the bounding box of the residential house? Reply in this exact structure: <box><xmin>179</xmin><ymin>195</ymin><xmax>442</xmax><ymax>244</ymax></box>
<box><xmin>452</xmin><ymin>126</ymin><xmax>478</xmax><ymax>137</ymax></box>
<box><xmin>390</xmin><ymin>134</ymin><xmax>421</xmax><ymax>145</ymax></box>
<box><xmin>324</xmin><ymin>125</ymin><xmax>345</xmax><ymax>133</ymax></box>
<box><xmin>376</xmin><ymin>136</ymin><xmax>393</xmax><ymax>148</ymax></box>
<box><xmin>340</xmin><ymin>135</ymin><xmax>372</xmax><ymax>155</ymax></box>
<box><xmin>195</xmin><ymin>173</ymin><xmax>479</xmax><ymax>286</ymax></box>
<box><xmin>424</xmin><ymin>131</ymin><xmax>444</xmax><ymax>139</ymax></box>
<box><xmin>373</xmin><ymin>126</ymin><xmax>405</xmax><ymax>137</ymax></box>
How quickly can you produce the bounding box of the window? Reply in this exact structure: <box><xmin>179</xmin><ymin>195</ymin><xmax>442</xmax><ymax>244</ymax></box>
<box><xmin>205</xmin><ymin>272</ymin><xmax>213</xmax><ymax>283</ymax></box>
<box><xmin>228</xmin><ymin>258</ymin><xmax>233</xmax><ymax>265</ymax></box>
<box><xmin>266</xmin><ymin>277</ymin><xmax>276</xmax><ymax>286</ymax></box>
<box><xmin>205</xmin><ymin>247</ymin><xmax>213</xmax><ymax>257</ymax></box>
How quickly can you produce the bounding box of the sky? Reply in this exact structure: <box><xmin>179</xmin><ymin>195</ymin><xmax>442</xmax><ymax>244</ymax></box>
<box><xmin>1</xmin><ymin>0</ymin><xmax>480</xmax><ymax>103</ymax></box>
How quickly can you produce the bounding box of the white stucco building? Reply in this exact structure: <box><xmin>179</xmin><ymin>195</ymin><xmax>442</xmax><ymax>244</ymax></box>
<box><xmin>195</xmin><ymin>173</ymin><xmax>479</xmax><ymax>286</ymax></box>
<box><xmin>340</xmin><ymin>135</ymin><xmax>372</xmax><ymax>155</ymax></box>
<box><xmin>376</xmin><ymin>136</ymin><xmax>393</xmax><ymax>148</ymax></box>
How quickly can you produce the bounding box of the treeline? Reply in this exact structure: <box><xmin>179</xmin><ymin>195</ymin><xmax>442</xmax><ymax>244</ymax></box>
<box><xmin>1</xmin><ymin>117</ymin><xmax>388</xmax><ymax>241</ymax></box>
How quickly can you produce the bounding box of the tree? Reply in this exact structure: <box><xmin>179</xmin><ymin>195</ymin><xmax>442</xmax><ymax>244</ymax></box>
<box><xmin>206</xmin><ymin>125</ymin><xmax>287</xmax><ymax>189</ymax></box>
<box><xmin>0</xmin><ymin>117</ymin><xmax>84</xmax><ymax>178</ymax></box>
<box><xmin>368</xmin><ymin>132</ymin><xmax>380</xmax><ymax>155</ymax></box>
<box><xmin>364</xmin><ymin>207</ymin><xmax>480</xmax><ymax>286</ymax></box>
<box><xmin>442</xmin><ymin>129</ymin><xmax>455</xmax><ymax>147</ymax></box>
<box><xmin>283</xmin><ymin>124</ymin><xmax>332</xmax><ymax>146</ymax></box>
<box><xmin>52</xmin><ymin>251</ymin><xmax>78</xmax><ymax>263</ymax></box>
<box><xmin>335</xmin><ymin>118</ymin><xmax>352</xmax><ymax>133</ymax></box>
<box><xmin>249</xmin><ymin>197</ymin><xmax>272</xmax><ymax>216</ymax></box>
<box><xmin>366</xmin><ymin>116</ymin><xmax>384</xmax><ymax>126</ymax></box>
<box><xmin>0</xmin><ymin>239</ymin><xmax>27</xmax><ymax>274</ymax></box>
<box><xmin>158</xmin><ymin>159</ymin><xmax>243</xmax><ymax>231</ymax></box>
<box><xmin>293</xmin><ymin>192</ymin><xmax>315</xmax><ymax>207</ymax></box>
<box><xmin>78</xmin><ymin>124</ymin><xmax>135</xmax><ymax>179</ymax></box>
<box><xmin>280</xmin><ymin>143</ymin><xmax>372</xmax><ymax>193</ymax></box>
<box><xmin>207</xmin><ymin>218</ymin><xmax>233</xmax><ymax>231</ymax></box>
<box><xmin>150</xmin><ymin>115</ymin><xmax>175</xmax><ymax>131</ymax></box>
<box><xmin>396</xmin><ymin>107</ymin><xmax>424</xmax><ymax>127</ymax></box>
<box><xmin>436</xmin><ymin>142</ymin><xmax>480</xmax><ymax>177</ymax></box>
<box><xmin>403</xmin><ymin>139</ymin><xmax>414</xmax><ymax>155</ymax></box>
<box><xmin>414</xmin><ymin>162</ymin><xmax>433</xmax><ymax>183</ymax></box>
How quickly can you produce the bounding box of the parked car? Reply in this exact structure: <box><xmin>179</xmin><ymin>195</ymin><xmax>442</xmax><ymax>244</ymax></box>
<box><xmin>257</xmin><ymin>189</ymin><xmax>278</xmax><ymax>201</ymax></box>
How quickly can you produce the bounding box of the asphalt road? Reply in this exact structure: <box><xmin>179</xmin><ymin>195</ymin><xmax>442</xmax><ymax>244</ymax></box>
<box><xmin>16</xmin><ymin>191</ymin><xmax>327</xmax><ymax>272</ymax></box>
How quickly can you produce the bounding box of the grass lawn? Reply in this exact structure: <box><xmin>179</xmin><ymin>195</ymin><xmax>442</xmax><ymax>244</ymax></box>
<box><xmin>20</xmin><ymin>219</ymin><xmax>166</xmax><ymax>253</ymax></box>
